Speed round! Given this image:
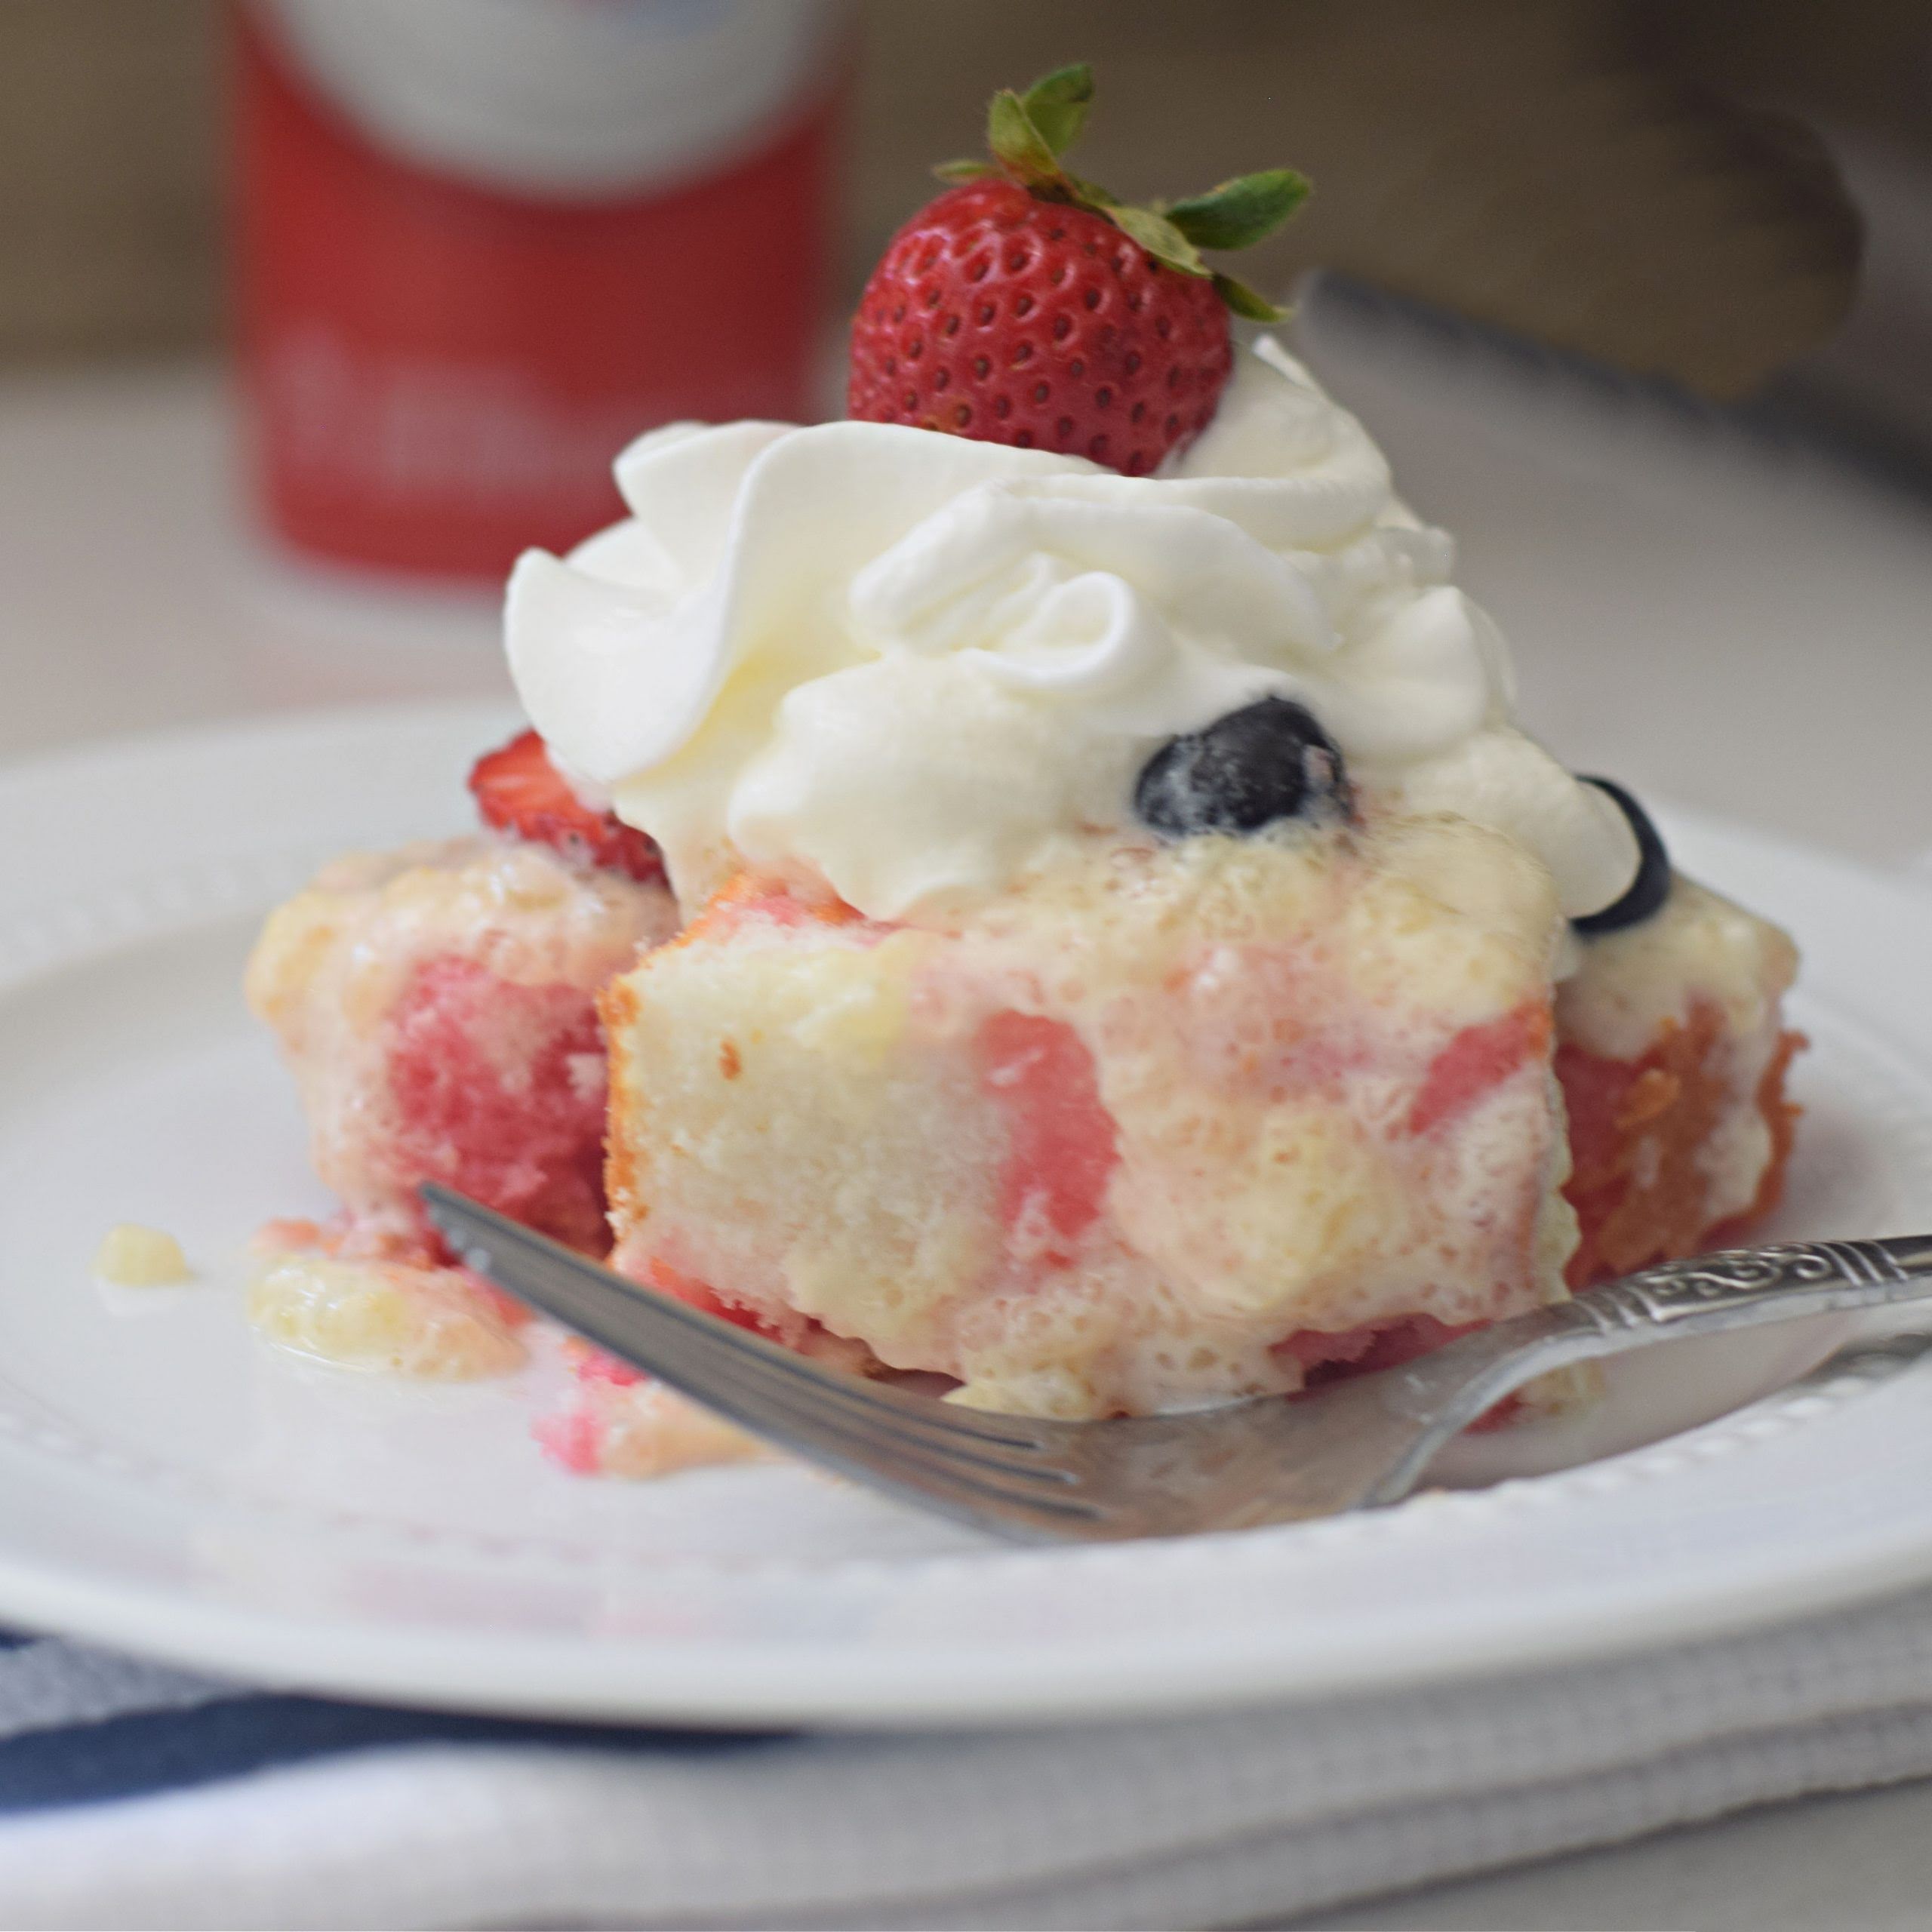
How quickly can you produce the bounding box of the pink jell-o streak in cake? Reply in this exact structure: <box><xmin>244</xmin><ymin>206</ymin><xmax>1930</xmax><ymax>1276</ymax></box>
<box><xmin>245</xmin><ymin>830</ymin><xmax>677</xmax><ymax>1376</ymax></box>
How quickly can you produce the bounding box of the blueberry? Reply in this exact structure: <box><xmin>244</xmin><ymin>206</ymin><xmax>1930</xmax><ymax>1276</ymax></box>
<box><xmin>1134</xmin><ymin>697</ymin><xmax>1352</xmax><ymax>838</ymax></box>
<box><xmin>1571</xmin><ymin>777</ymin><xmax>1672</xmax><ymax>935</ymax></box>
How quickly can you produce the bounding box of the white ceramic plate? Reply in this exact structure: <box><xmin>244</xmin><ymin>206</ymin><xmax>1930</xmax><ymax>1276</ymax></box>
<box><xmin>7</xmin><ymin>702</ymin><xmax>1932</xmax><ymax>1730</ymax></box>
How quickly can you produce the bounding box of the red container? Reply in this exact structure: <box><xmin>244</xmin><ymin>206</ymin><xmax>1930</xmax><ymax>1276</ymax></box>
<box><xmin>235</xmin><ymin>1</ymin><xmax>847</xmax><ymax>584</ymax></box>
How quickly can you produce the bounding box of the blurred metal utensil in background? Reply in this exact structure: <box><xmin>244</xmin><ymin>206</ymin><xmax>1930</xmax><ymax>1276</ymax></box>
<box><xmin>857</xmin><ymin>0</ymin><xmax>1863</xmax><ymax>405</ymax></box>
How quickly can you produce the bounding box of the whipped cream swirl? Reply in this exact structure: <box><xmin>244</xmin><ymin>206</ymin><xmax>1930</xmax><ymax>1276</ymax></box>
<box><xmin>506</xmin><ymin>337</ymin><xmax>1638</xmax><ymax>924</ymax></box>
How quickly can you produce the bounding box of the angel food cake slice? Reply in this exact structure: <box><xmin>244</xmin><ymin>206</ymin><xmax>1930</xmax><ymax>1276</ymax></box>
<box><xmin>606</xmin><ymin>818</ymin><xmax>1577</xmax><ymax>1417</ymax></box>
<box><xmin>244</xmin><ymin>740</ymin><xmax>678</xmax><ymax>1373</ymax></box>
<box><xmin>500</xmin><ymin>69</ymin><xmax>1801</xmax><ymax>1444</ymax></box>
<box><xmin>596</xmin><ymin>794</ymin><xmax>1796</xmax><ymax>1421</ymax></box>
<box><xmin>1560</xmin><ymin>869</ymin><xmax>1799</xmax><ymax>1286</ymax></box>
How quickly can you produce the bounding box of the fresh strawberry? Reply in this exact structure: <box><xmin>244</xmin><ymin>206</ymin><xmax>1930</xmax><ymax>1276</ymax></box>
<box><xmin>848</xmin><ymin>64</ymin><xmax>1309</xmax><ymax>476</ymax></box>
<box><xmin>467</xmin><ymin>729</ymin><xmax>664</xmax><ymax>883</ymax></box>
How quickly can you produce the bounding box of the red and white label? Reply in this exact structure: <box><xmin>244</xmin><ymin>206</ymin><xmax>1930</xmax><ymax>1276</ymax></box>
<box><xmin>236</xmin><ymin>0</ymin><xmax>848</xmax><ymax>583</ymax></box>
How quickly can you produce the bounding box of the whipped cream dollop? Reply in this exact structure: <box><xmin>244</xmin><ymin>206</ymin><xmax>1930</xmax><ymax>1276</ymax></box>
<box><xmin>507</xmin><ymin>337</ymin><xmax>1638</xmax><ymax>924</ymax></box>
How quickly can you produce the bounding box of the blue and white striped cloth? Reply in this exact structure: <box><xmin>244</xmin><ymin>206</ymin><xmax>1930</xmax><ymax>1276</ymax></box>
<box><xmin>11</xmin><ymin>1583</ymin><xmax>1932</xmax><ymax>1929</ymax></box>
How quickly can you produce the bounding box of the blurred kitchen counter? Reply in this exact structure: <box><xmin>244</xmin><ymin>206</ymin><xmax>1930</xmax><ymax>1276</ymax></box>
<box><xmin>0</xmin><ymin>355</ymin><xmax>512</xmax><ymax>759</ymax></box>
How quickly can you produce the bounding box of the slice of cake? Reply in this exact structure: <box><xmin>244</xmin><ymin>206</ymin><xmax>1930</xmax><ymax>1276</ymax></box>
<box><xmin>598</xmin><ymin>815</ymin><xmax>1798</xmax><ymax>1421</ymax></box>
<box><xmin>605</xmin><ymin>817</ymin><xmax>1576</xmax><ymax>1417</ymax></box>
<box><xmin>244</xmin><ymin>738</ymin><xmax>678</xmax><ymax>1375</ymax></box>
<box><xmin>248</xmin><ymin>835</ymin><xmax>673</xmax><ymax>1257</ymax></box>
<box><xmin>1561</xmin><ymin>872</ymin><xmax>1801</xmax><ymax>1285</ymax></box>
<box><xmin>501</xmin><ymin>68</ymin><xmax>1802</xmax><ymax>1441</ymax></box>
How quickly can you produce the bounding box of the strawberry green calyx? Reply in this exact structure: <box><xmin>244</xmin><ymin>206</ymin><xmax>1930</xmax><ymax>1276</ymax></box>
<box><xmin>934</xmin><ymin>63</ymin><xmax>1308</xmax><ymax>323</ymax></box>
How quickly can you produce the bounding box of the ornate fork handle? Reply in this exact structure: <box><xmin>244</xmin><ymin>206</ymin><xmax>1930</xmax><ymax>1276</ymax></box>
<box><xmin>1378</xmin><ymin>1234</ymin><xmax>1932</xmax><ymax>1448</ymax></box>
<box><xmin>1565</xmin><ymin>1235</ymin><xmax>1932</xmax><ymax>1343</ymax></box>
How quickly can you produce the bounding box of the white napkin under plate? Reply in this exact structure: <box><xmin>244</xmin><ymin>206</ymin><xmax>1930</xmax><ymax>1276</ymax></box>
<box><xmin>7</xmin><ymin>1579</ymin><xmax>1932</xmax><ymax>1930</ymax></box>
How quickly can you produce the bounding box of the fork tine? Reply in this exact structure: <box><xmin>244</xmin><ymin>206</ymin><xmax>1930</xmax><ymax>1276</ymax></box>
<box><xmin>426</xmin><ymin>1189</ymin><xmax>1055</xmax><ymax>1446</ymax></box>
<box><xmin>421</xmin><ymin>1187</ymin><xmax>1066</xmax><ymax>1466</ymax></box>
<box><xmin>661</xmin><ymin>1362</ymin><xmax>1100</xmax><ymax>1512</ymax></box>
<box><xmin>688</xmin><ymin>1348</ymin><xmax>1073</xmax><ymax>1465</ymax></box>
<box><xmin>563</xmin><ymin>1306</ymin><xmax>1088</xmax><ymax>1496</ymax></box>
<box><xmin>420</xmin><ymin>1187</ymin><xmax>1109</xmax><ymax>1532</ymax></box>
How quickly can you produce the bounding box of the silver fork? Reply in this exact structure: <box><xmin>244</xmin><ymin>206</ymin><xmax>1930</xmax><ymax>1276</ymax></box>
<box><xmin>421</xmin><ymin>1186</ymin><xmax>1932</xmax><ymax>1543</ymax></box>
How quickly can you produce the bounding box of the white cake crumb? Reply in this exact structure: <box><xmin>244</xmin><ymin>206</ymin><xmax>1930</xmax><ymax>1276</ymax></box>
<box><xmin>588</xmin><ymin>1382</ymin><xmax>767</xmax><ymax>1478</ymax></box>
<box><xmin>248</xmin><ymin>1252</ymin><xmax>527</xmax><ymax>1380</ymax></box>
<box><xmin>93</xmin><ymin>1225</ymin><xmax>192</xmax><ymax>1287</ymax></box>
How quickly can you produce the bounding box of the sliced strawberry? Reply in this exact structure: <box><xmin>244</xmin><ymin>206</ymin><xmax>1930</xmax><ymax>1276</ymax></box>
<box><xmin>468</xmin><ymin>729</ymin><xmax>664</xmax><ymax>883</ymax></box>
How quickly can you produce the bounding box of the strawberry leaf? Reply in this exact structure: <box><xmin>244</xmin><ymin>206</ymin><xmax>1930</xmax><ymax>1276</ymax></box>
<box><xmin>1165</xmin><ymin>170</ymin><xmax>1312</xmax><ymax>252</ymax></box>
<box><xmin>1211</xmin><ymin>271</ymin><xmax>1290</xmax><ymax>322</ymax></box>
<box><xmin>956</xmin><ymin>65</ymin><xmax>1309</xmax><ymax>306</ymax></box>
<box><xmin>987</xmin><ymin>88</ymin><xmax>1065</xmax><ymax>189</ymax></box>
<box><xmin>1064</xmin><ymin>171</ymin><xmax>1120</xmax><ymax>211</ymax></box>
<box><xmin>1106</xmin><ymin>205</ymin><xmax>1211</xmax><ymax>277</ymax></box>
<box><xmin>1019</xmin><ymin>63</ymin><xmax>1094</xmax><ymax>159</ymax></box>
